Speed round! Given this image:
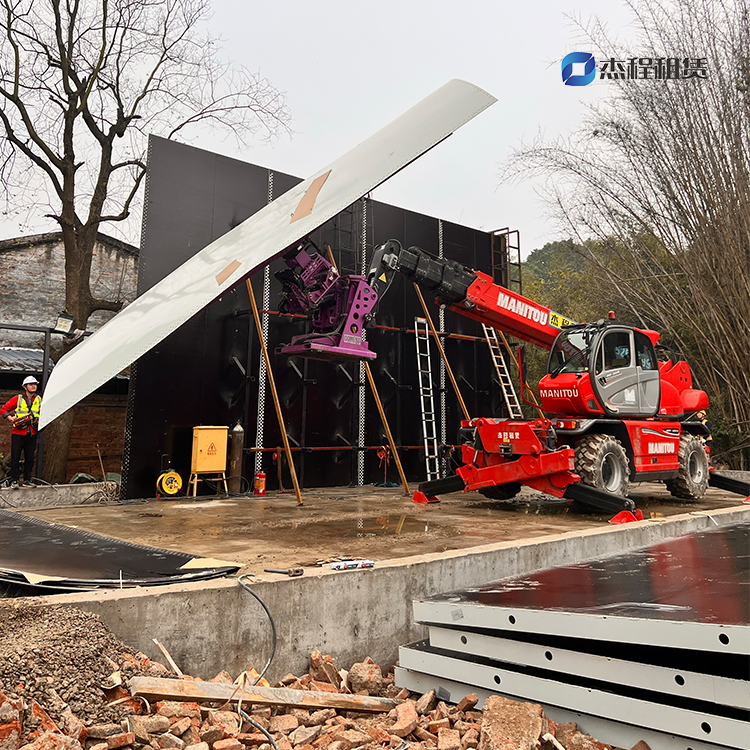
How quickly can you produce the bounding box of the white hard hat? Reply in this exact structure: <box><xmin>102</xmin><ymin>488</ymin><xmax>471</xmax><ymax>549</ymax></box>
<box><xmin>23</xmin><ymin>376</ymin><xmax>39</xmax><ymax>386</ymax></box>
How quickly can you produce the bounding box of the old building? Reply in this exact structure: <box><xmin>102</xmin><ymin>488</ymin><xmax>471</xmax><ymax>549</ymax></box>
<box><xmin>0</xmin><ymin>231</ymin><xmax>137</xmax><ymax>481</ymax></box>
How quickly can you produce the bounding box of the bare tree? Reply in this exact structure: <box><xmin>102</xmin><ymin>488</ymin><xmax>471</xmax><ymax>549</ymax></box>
<box><xmin>507</xmin><ymin>0</ymin><xmax>750</xmax><ymax>467</ymax></box>
<box><xmin>0</xmin><ymin>0</ymin><xmax>290</xmax><ymax>481</ymax></box>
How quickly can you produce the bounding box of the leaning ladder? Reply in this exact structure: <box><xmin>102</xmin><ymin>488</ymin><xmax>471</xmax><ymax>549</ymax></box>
<box><xmin>414</xmin><ymin>317</ymin><xmax>441</xmax><ymax>481</ymax></box>
<box><xmin>482</xmin><ymin>323</ymin><xmax>524</xmax><ymax>420</ymax></box>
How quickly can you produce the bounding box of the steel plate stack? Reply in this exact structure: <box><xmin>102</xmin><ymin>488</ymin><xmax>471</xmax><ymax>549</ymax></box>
<box><xmin>396</xmin><ymin>522</ymin><xmax>750</xmax><ymax>750</ymax></box>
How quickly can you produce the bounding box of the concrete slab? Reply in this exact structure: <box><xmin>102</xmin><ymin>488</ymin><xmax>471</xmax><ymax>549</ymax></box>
<box><xmin>16</xmin><ymin>482</ymin><xmax>746</xmax><ymax>574</ymax></box>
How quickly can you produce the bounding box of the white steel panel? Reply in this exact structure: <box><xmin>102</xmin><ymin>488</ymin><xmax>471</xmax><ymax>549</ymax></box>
<box><xmin>429</xmin><ymin>626</ymin><xmax>750</xmax><ymax>710</ymax></box>
<box><xmin>399</xmin><ymin>645</ymin><xmax>749</xmax><ymax>749</ymax></box>
<box><xmin>394</xmin><ymin>667</ymin><xmax>728</xmax><ymax>750</ymax></box>
<box><xmin>39</xmin><ymin>80</ymin><xmax>496</xmax><ymax>428</ymax></box>
<box><xmin>413</xmin><ymin>600</ymin><xmax>750</xmax><ymax>655</ymax></box>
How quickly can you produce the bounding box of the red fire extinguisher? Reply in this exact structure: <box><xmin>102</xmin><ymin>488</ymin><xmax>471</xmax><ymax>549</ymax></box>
<box><xmin>254</xmin><ymin>471</ymin><xmax>266</xmax><ymax>496</ymax></box>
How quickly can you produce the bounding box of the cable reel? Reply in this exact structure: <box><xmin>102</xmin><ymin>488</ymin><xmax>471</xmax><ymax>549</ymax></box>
<box><xmin>156</xmin><ymin>471</ymin><xmax>182</xmax><ymax>495</ymax></box>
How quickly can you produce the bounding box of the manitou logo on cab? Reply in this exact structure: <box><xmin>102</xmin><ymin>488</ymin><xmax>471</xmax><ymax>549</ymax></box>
<box><xmin>540</xmin><ymin>388</ymin><xmax>579</xmax><ymax>399</ymax></box>
<box><xmin>648</xmin><ymin>442</ymin><xmax>677</xmax><ymax>454</ymax></box>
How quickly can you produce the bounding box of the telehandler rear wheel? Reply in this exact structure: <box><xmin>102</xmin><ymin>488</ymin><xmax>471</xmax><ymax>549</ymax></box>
<box><xmin>665</xmin><ymin>434</ymin><xmax>709</xmax><ymax>500</ymax></box>
<box><xmin>574</xmin><ymin>434</ymin><xmax>631</xmax><ymax>497</ymax></box>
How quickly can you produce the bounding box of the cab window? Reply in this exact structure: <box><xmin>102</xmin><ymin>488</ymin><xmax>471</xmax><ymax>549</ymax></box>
<box><xmin>603</xmin><ymin>331</ymin><xmax>632</xmax><ymax>369</ymax></box>
<box><xmin>634</xmin><ymin>331</ymin><xmax>657</xmax><ymax>370</ymax></box>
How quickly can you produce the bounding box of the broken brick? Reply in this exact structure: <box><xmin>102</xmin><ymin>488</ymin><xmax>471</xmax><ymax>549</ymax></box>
<box><xmin>0</xmin><ymin>693</ymin><xmax>20</xmax><ymax>726</ymax></box>
<box><xmin>367</xmin><ymin>727</ymin><xmax>391</xmax><ymax>746</ymax></box>
<box><xmin>89</xmin><ymin>726</ymin><xmax>124</xmax><ymax>740</ymax></box>
<box><xmin>200</xmin><ymin>728</ymin><xmax>225</xmax><ymax>747</ymax></box>
<box><xmin>437</xmin><ymin>729</ymin><xmax>460</xmax><ymax>750</ymax></box>
<box><xmin>413</xmin><ymin>728</ymin><xmax>438</xmax><ymax>744</ymax></box>
<box><xmin>478</xmin><ymin>696</ymin><xmax>544</xmax><ymax>750</ymax></box>
<box><xmin>309</xmin><ymin>652</ymin><xmax>342</xmax><ymax>689</ymax></box>
<box><xmin>347</xmin><ymin>663</ymin><xmax>383</xmax><ymax>696</ymax></box>
<box><xmin>460</xmin><ymin>730</ymin><xmax>479</xmax><ymax>750</ymax></box>
<box><xmin>289</xmin><ymin>727</ymin><xmax>322</xmax><ymax>747</ymax></box>
<box><xmin>414</xmin><ymin>691</ymin><xmax>437</xmax><ymax>717</ymax></box>
<box><xmin>90</xmin><ymin>744</ymin><xmax>109</xmax><ymax>750</ymax></box>
<box><xmin>31</xmin><ymin>702</ymin><xmax>61</xmax><ymax>735</ymax></box>
<box><xmin>335</xmin><ymin>730</ymin><xmax>370</xmax><ymax>750</ymax></box>
<box><xmin>157</xmin><ymin>735</ymin><xmax>186</xmax><ymax>750</ymax></box>
<box><xmin>182</xmin><ymin>727</ymin><xmax>202</xmax><ymax>747</ymax></box>
<box><xmin>190</xmin><ymin>744</ymin><xmax>210</xmax><ymax>750</ymax></box>
<box><xmin>308</xmin><ymin>681</ymin><xmax>340</xmax><ymax>695</ymax></box>
<box><xmin>158</xmin><ymin>704</ymin><xmax>202</xmax><ymax>720</ymax></box>
<box><xmin>207</xmin><ymin>713</ymin><xmax>240</xmax><ymax>738</ymax></box>
<box><xmin>0</xmin><ymin>720</ymin><xmax>21</xmax><ymax>750</ymax></box>
<box><xmin>454</xmin><ymin>696</ymin><xmax>478</xmax><ymax>714</ymax></box>
<box><xmin>171</xmin><ymin>719</ymin><xmax>193</xmax><ymax>737</ymax></box>
<box><xmin>237</xmin><ymin>734</ymin><xmax>268</xmax><ymax>746</ymax></box>
<box><xmin>108</xmin><ymin>733</ymin><xmax>136</xmax><ymax>750</ymax></box>
<box><xmin>390</xmin><ymin>701</ymin><xmax>418</xmax><ymax>739</ymax></box>
<box><xmin>214</xmin><ymin>741</ymin><xmax>243</xmax><ymax>750</ymax></box>
<box><xmin>559</xmin><ymin>732</ymin><xmax>611</xmax><ymax>750</ymax></box>
<box><xmin>629</xmin><ymin>743</ymin><xmax>651</xmax><ymax>750</ymax></box>
<box><xmin>269</xmin><ymin>716</ymin><xmax>299</xmax><ymax>736</ymax></box>
<box><xmin>209</xmin><ymin>672</ymin><xmax>234</xmax><ymax>685</ymax></box>
<box><xmin>21</xmin><ymin>733</ymin><xmax>82</xmax><ymax>750</ymax></box>
<box><xmin>427</xmin><ymin>720</ymin><xmax>450</xmax><ymax>735</ymax></box>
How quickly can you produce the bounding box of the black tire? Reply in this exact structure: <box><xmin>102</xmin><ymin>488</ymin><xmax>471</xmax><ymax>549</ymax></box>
<box><xmin>665</xmin><ymin>434</ymin><xmax>709</xmax><ymax>500</ymax></box>
<box><xmin>574</xmin><ymin>434</ymin><xmax>631</xmax><ymax>497</ymax></box>
<box><xmin>479</xmin><ymin>482</ymin><xmax>522</xmax><ymax>500</ymax></box>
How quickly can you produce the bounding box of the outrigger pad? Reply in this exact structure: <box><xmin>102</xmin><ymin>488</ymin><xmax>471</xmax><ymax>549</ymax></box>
<box><xmin>709</xmin><ymin>471</ymin><xmax>750</xmax><ymax>496</ymax></box>
<box><xmin>417</xmin><ymin>474</ymin><xmax>465</xmax><ymax>496</ymax></box>
<box><xmin>563</xmin><ymin>482</ymin><xmax>636</xmax><ymax>514</ymax></box>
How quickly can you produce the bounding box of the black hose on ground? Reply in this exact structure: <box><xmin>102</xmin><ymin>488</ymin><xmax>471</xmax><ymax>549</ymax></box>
<box><xmin>237</xmin><ymin>707</ymin><xmax>280</xmax><ymax>750</ymax></box>
<box><xmin>237</xmin><ymin>574</ymin><xmax>277</xmax><ymax>686</ymax></box>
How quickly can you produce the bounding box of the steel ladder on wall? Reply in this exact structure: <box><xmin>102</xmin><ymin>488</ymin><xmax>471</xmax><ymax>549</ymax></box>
<box><xmin>482</xmin><ymin>323</ymin><xmax>524</xmax><ymax>420</ymax></box>
<box><xmin>414</xmin><ymin>317</ymin><xmax>441</xmax><ymax>482</ymax></box>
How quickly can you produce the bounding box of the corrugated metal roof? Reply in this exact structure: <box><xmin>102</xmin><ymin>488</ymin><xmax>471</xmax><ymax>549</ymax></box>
<box><xmin>0</xmin><ymin>348</ymin><xmax>47</xmax><ymax>373</ymax></box>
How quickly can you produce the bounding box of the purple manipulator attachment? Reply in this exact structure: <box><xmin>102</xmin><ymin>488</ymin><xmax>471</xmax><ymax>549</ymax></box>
<box><xmin>275</xmin><ymin>242</ymin><xmax>378</xmax><ymax>361</ymax></box>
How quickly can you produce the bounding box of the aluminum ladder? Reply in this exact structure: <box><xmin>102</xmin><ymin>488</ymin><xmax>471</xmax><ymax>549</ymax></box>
<box><xmin>414</xmin><ymin>317</ymin><xmax>441</xmax><ymax>481</ymax></box>
<box><xmin>482</xmin><ymin>323</ymin><xmax>524</xmax><ymax>420</ymax></box>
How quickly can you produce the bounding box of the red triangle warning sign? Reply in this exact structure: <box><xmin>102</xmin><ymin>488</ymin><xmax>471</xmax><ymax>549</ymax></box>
<box><xmin>207</xmin><ymin>442</ymin><xmax>217</xmax><ymax>455</ymax></box>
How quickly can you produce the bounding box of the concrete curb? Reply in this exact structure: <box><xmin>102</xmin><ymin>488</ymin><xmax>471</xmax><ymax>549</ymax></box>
<box><xmin>17</xmin><ymin>504</ymin><xmax>750</xmax><ymax>681</ymax></box>
<box><xmin>0</xmin><ymin>482</ymin><xmax>115</xmax><ymax>508</ymax></box>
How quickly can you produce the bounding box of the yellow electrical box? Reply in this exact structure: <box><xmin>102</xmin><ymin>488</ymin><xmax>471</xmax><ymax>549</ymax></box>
<box><xmin>191</xmin><ymin>426</ymin><xmax>228</xmax><ymax>473</ymax></box>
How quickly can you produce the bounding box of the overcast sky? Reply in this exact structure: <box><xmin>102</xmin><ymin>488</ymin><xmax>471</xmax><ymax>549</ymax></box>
<box><xmin>1</xmin><ymin>0</ymin><xmax>638</xmax><ymax>255</ymax></box>
<box><xmin>197</xmin><ymin>0</ymin><xmax>636</xmax><ymax>255</ymax></box>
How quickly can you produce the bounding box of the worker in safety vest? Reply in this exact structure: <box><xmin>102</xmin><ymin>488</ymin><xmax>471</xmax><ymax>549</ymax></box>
<box><xmin>1</xmin><ymin>375</ymin><xmax>42</xmax><ymax>487</ymax></box>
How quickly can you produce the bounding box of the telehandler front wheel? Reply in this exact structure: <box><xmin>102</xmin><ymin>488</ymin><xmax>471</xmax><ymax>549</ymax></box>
<box><xmin>574</xmin><ymin>434</ymin><xmax>631</xmax><ymax>497</ymax></box>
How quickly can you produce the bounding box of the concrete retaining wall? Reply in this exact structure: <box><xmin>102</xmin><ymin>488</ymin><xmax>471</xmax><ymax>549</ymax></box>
<box><xmin>0</xmin><ymin>482</ymin><xmax>115</xmax><ymax>508</ymax></box>
<box><xmin>33</xmin><ymin>505</ymin><xmax>750</xmax><ymax>682</ymax></box>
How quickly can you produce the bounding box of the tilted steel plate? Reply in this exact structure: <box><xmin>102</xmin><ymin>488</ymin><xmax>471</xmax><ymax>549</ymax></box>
<box><xmin>413</xmin><ymin>522</ymin><xmax>750</xmax><ymax>655</ymax></box>
<box><xmin>394</xmin><ymin>667</ymin><xmax>728</xmax><ymax>750</ymax></box>
<box><xmin>39</xmin><ymin>79</ymin><xmax>496</xmax><ymax>428</ymax></box>
<box><xmin>428</xmin><ymin>625</ymin><xmax>750</xmax><ymax>710</ymax></box>
<box><xmin>399</xmin><ymin>642</ymin><xmax>749</xmax><ymax>749</ymax></box>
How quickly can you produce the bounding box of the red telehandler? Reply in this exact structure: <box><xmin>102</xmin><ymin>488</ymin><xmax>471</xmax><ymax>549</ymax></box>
<box><xmin>364</xmin><ymin>241</ymin><xmax>749</xmax><ymax>515</ymax></box>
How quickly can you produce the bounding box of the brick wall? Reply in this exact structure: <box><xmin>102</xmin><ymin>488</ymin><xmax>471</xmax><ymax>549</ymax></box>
<box><xmin>0</xmin><ymin>233</ymin><xmax>138</xmax><ymax>348</ymax></box>
<box><xmin>0</xmin><ymin>389</ymin><xmax>127</xmax><ymax>481</ymax></box>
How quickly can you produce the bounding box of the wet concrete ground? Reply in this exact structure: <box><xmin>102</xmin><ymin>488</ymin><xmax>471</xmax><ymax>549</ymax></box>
<box><xmin>19</xmin><ymin>482</ymin><xmax>745</xmax><ymax>575</ymax></box>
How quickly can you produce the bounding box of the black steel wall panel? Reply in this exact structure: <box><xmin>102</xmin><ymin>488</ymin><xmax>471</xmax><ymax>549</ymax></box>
<box><xmin>124</xmin><ymin>137</ymin><xmax>503</xmax><ymax>498</ymax></box>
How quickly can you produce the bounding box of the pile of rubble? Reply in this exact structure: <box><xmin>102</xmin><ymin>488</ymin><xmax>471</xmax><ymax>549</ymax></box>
<box><xmin>0</xmin><ymin>606</ymin><xmax>649</xmax><ymax>750</ymax></box>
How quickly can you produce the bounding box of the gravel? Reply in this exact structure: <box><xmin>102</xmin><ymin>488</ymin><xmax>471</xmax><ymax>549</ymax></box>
<box><xmin>0</xmin><ymin>603</ymin><xmax>152</xmax><ymax>728</ymax></box>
